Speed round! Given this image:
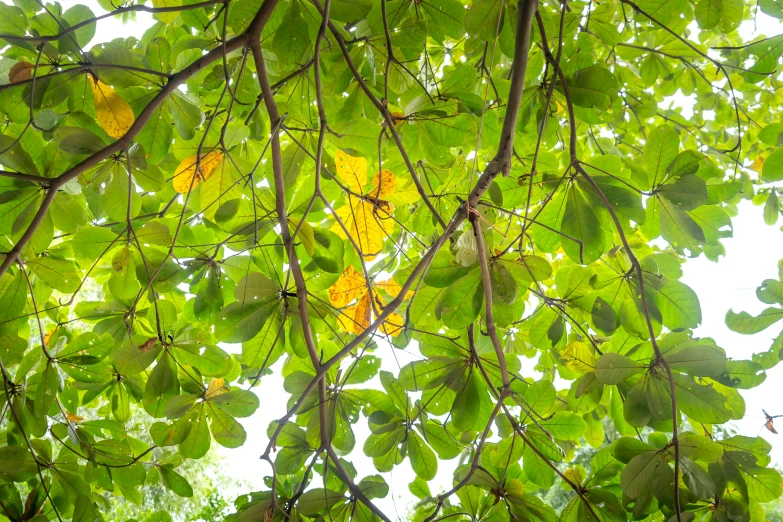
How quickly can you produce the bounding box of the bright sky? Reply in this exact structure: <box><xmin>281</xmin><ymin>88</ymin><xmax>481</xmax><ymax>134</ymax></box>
<box><xmin>9</xmin><ymin>0</ymin><xmax>783</xmax><ymax>516</ymax></box>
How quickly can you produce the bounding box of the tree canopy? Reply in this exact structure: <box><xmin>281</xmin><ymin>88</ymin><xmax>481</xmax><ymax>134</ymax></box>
<box><xmin>0</xmin><ymin>0</ymin><xmax>783</xmax><ymax>520</ymax></box>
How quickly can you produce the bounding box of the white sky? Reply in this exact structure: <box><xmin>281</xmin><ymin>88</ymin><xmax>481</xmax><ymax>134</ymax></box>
<box><xmin>5</xmin><ymin>0</ymin><xmax>783</xmax><ymax>516</ymax></box>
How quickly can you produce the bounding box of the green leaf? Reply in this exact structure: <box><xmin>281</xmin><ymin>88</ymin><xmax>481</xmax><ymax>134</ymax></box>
<box><xmin>0</xmin><ymin>4</ymin><xmax>28</xmax><ymax>36</ymax></box>
<box><xmin>208</xmin><ymin>389</ymin><xmax>259</xmax><ymax>418</ymax></box>
<box><xmin>0</xmin><ymin>445</ymin><xmax>38</xmax><ymax>482</ymax></box>
<box><xmin>613</xmin><ymin>437</ymin><xmax>655</xmax><ymax>463</ymax></box>
<box><xmin>673</xmin><ymin>373</ymin><xmax>734</xmax><ymax>423</ymax></box>
<box><xmin>214</xmin><ymin>300</ymin><xmax>277</xmax><ymax>343</ymax></box>
<box><xmin>694</xmin><ymin>0</ymin><xmax>744</xmax><ymax>32</ymax></box>
<box><xmin>559</xmin><ymin>66</ymin><xmax>619</xmax><ymax>110</ymax></box>
<box><xmin>540</xmin><ymin>412</ymin><xmax>586</xmax><ymax>441</ymax></box>
<box><xmin>451</xmin><ymin>370</ymin><xmax>481</xmax><ymax>432</ymax></box>
<box><xmin>679</xmin><ymin>431</ymin><xmax>723</xmax><ymax>462</ymax></box>
<box><xmin>620</xmin><ymin>451</ymin><xmax>662</xmax><ymax>499</ymax></box>
<box><xmin>561</xmin><ymin>186</ymin><xmax>605</xmax><ymax>264</ymax></box>
<box><xmin>438</xmin><ymin>270</ymin><xmax>483</xmax><ymax>329</ymax></box>
<box><xmin>644</xmin><ymin>124</ymin><xmax>680</xmax><ymax>186</ymax></box>
<box><xmin>745</xmin><ymin>467</ymin><xmax>783</xmax><ymax>502</ymax></box>
<box><xmin>27</xmin><ymin>257</ymin><xmax>82</xmax><ymax>293</ymax></box>
<box><xmin>656</xmin><ymin>280</ymin><xmax>702</xmax><ymax>330</ymax></box>
<box><xmin>490</xmin><ymin>262</ymin><xmax>517</xmax><ymax>305</ymax></box>
<box><xmin>272</xmin><ymin>3</ymin><xmax>310</xmax><ymax>65</ymax></box>
<box><xmin>408</xmin><ymin>431</ymin><xmax>437</xmax><ymax>480</ymax></box>
<box><xmin>657</xmin><ymin>175</ymin><xmax>708</xmax><ymax>210</ymax></box>
<box><xmin>159</xmin><ymin>465</ymin><xmax>194</xmax><ymax>498</ymax></box>
<box><xmin>764</xmin><ymin>189</ymin><xmax>780</xmax><ymax>225</ymax></box>
<box><xmin>594</xmin><ymin>353</ymin><xmax>644</xmax><ymax>384</ymax></box>
<box><xmin>144</xmin><ymin>353</ymin><xmax>179</xmax><ymax>418</ymax></box>
<box><xmin>726</xmin><ymin>307</ymin><xmax>783</xmax><ymax>334</ymax></box>
<box><xmin>297</xmin><ymin>489</ymin><xmax>345</xmax><ymax>516</ymax></box>
<box><xmin>464</xmin><ymin>0</ymin><xmax>504</xmax><ymax>41</ymax></box>
<box><xmin>762</xmin><ymin>148</ymin><xmax>783</xmax><ymax>181</ymax></box>
<box><xmin>312</xmin><ymin>228</ymin><xmax>345</xmax><ymax>274</ymax></box>
<box><xmin>665</xmin><ymin>344</ymin><xmax>727</xmax><ymax>377</ymax></box>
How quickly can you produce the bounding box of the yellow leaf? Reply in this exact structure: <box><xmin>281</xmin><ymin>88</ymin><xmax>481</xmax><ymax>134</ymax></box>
<box><xmin>206</xmin><ymin>378</ymin><xmax>229</xmax><ymax>397</ymax></box>
<box><xmin>390</xmin><ymin>111</ymin><xmax>406</xmax><ymax>125</ymax></box>
<box><xmin>328</xmin><ymin>265</ymin><xmax>367</xmax><ymax>308</ymax></box>
<box><xmin>330</xmin><ymin>271</ymin><xmax>405</xmax><ymax>337</ymax></box>
<box><xmin>336</xmin><ymin>290</ymin><xmax>403</xmax><ymax>337</ymax></box>
<box><xmin>330</xmin><ymin>198</ymin><xmax>394</xmax><ymax>260</ymax></box>
<box><xmin>369</xmin><ymin>169</ymin><xmax>396</xmax><ymax>199</ymax></box>
<box><xmin>375</xmin><ymin>279</ymin><xmax>413</xmax><ymax>301</ymax></box>
<box><xmin>380</xmin><ymin>310</ymin><xmax>404</xmax><ymax>337</ymax></box>
<box><xmin>561</xmin><ymin>341</ymin><xmax>596</xmax><ymax>374</ymax></box>
<box><xmin>172</xmin><ymin>151</ymin><xmax>224</xmax><ymax>194</ymax></box>
<box><xmin>65</xmin><ymin>411</ymin><xmax>84</xmax><ymax>423</ymax></box>
<box><xmin>338</xmin><ymin>291</ymin><xmax>373</xmax><ymax>334</ymax></box>
<box><xmin>91</xmin><ymin>78</ymin><xmax>135</xmax><ymax>139</ymax></box>
<box><xmin>335</xmin><ymin>150</ymin><xmax>367</xmax><ymax>194</ymax></box>
<box><xmin>43</xmin><ymin>328</ymin><xmax>56</xmax><ymax>346</ymax></box>
<box><xmin>152</xmin><ymin>0</ymin><xmax>181</xmax><ymax>23</ymax></box>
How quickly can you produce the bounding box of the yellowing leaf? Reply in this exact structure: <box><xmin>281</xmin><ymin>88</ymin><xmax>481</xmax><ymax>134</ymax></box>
<box><xmin>328</xmin><ymin>265</ymin><xmax>367</xmax><ymax>308</ymax></box>
<box><xmin>43</xmin><ymin>328</ymin><xmax>56</xmax><ymax>346</ymax></box>
<box><xmin>198</xmin><ymin>157</ymin><xmax>241</xmax><ymax>220</ymax></box>
<box><xmin>329</xmin><ymin>269</ymin><xmax>405</xmax><ymax>337</ymax></box>
<box><xmin>206</xmin><ymin>378</ymin><xmax>229</xmax><ymax>398</ymax></box>
<box><xmin>65</xmin><ymin>411</ymin><xmax>84</xmax><ymax>423</ymax></box>
<box><xmin>369</xmin><ymin>169</ymin><xmax>396</xmax><ymax>199</ymax></box>
<box><xmin>564</xmin><ymin>466</ymin><xmax>585</xmax><ymax>486</ymax></box>
<box><xmin>338</xmin><ymin>291</ymin><xmax>373</xmax><ymax>334</ymax></box>
<box><xmin>288</xmin><ymin>217</ymin><xmax>315</xmax><ymax>256</ymax></box>
<box><xmin>561</xmin><ymin>342</ymin><xmax>596</xmax><ymax>374</ymax></box>
<box><xmin>336</xmin><ymin>290</ymin><xmax>403</xmax><ymax>337</ymax></box>
<box><xmin>375</xmin><ymin>279</ymin><xmax>413</xmax><ymax>301</ymax></box>
<box><xmin>172</xmin><ymin>151</ymin><xmax>224</xmax><ymax>194</ymax></box>
<box><xmin>330</xmin><ymin>199</ymin><xmax>394</xmax><ymax>259</ymax></box>
<box><xmin>380</xmin><ymin>310</ymin><xmax>404</xmax><ymax>337</ymax></box>
<box><xmin>91</xmin><ymin>78</ymin><xmax>135</xmax><ymax>139</ymax></box>
<box><xmin>152</xmin><ymin>0</ymin><xmax>182</xmax><ymax>23</ymax></box>
<box><xmin>384</xmin><ymin>178</ymin><xmax>421</xmax><ymax>206</ymax></box>
<box><xmin>390</xmin><ymin>111</ymin><xmax>406</xmax><ymax>125</ymax></box>
<box><xmin>335</xmin><ymin>150</ymin><xmax>367</xmax><ymax>194</ymax></box>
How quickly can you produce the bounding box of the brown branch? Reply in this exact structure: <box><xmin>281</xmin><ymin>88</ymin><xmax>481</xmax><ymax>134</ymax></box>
<box><xmin>471</xmin><ymin>216</ymin><xmax>510</xmax><ymax>388</ymax></box>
